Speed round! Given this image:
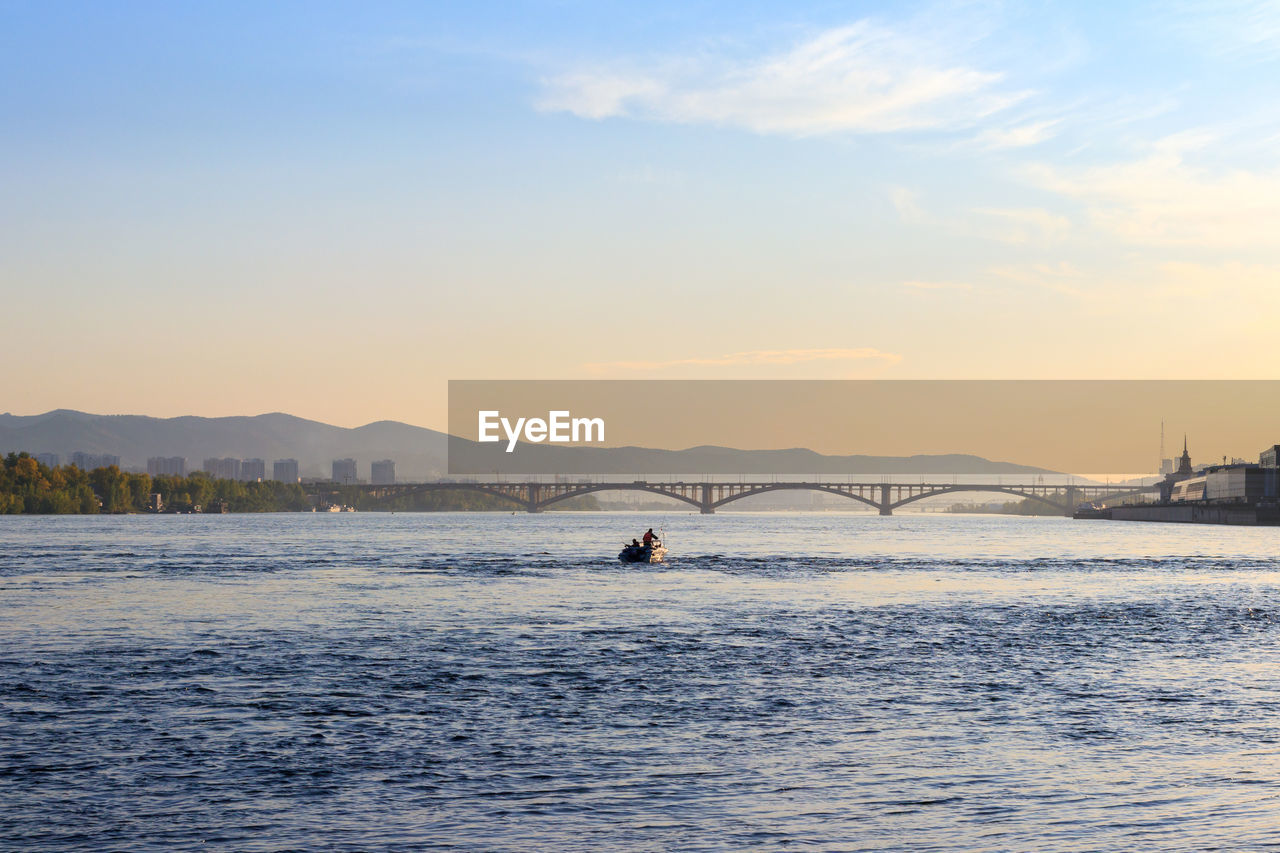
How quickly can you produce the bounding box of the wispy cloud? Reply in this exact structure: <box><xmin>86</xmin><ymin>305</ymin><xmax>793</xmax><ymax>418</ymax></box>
<box><xmin>887</xmin><ymin>185</ymin><xmax>928</xmax><ymax>223</ymax></box>
<box><xmin>988</xmin><ymin>259</ymin><xmax>1280</xmax><ymax>319</ymax></box>
<box><xmin>988</xmin><ymin>261</ymin><xmax>1089</xmax><ymax>298</ymax></box>
<box><xmin>585</xmin><ymin>347</ymin><xmax>901</xmax><ymax>373</ymax></box>
<box><xmin>900</xmin><ymin>280</ymin><xmax>973</xmax><ymax>291</ymax></box>
<box><xmin>1164</xmin><ymin>0</ymin><xmax>1280</xmax><ymax>56</ymax></box>
<box><xmin>886</xmin><ymin>188</ymin><xmax>1071</xmax><ymax>245</ymax></box>
<box><xmin>1024</xmin><ymin>131</ymin><xmax>1280</xmax><ymax>248</ymax></box>
<box><xmin>971</xmin><ymin>206</ymin><xmax>1072</xmax><ymax>244</ymax></box>
<box><xmin>537</xmin><ymin>22</ymin><xmax>1025</xmax><ymax>137</ymax></box>
<box><xmin>975</xmin><ymin>119</ymin><xmax>1060</xmax><ymax>149</ymax></box>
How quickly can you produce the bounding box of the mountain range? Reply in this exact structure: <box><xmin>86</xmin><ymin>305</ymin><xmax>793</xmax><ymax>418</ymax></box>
<box><xmin>0</xmin><ymin>410</ymin><xmax>447</xmax><ymax>480</ymax></box>
<box><xmin>0</xmin><ymin>410</ymin><xmax>1060</xmax><ymax>480</ymax></box>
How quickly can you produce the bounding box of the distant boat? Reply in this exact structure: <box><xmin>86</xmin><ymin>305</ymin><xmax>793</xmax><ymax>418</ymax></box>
<box><xmin>1073</xmin><ymin>501</ymin><xmax>1111</xmax><ymax>519</ymax></box>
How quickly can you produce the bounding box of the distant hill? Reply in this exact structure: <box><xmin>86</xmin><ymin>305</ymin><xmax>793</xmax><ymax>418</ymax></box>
<box><xmin>0</xmin><ymin>410</ymin><xmax>1060</xmax><ymax>480</ymax></box>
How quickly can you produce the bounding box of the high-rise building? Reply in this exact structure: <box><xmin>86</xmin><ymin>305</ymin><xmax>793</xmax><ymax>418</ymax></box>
<box><xmin>272</xmin><ymin>458</ymin><xmax>300</xmax><ymax>483</ymax></box>
<box><xmin>371</xmin><ymin>459</ymin><xmax>395</xmax><ymax>485</ymax></box>
<box><xmin>147</xmin><ymin>456</ymin><xmax>187</xmax><ymax>477</ymax></box>
<box><xmin>240</xmin><ymin>458</ymin><xmax>266</xmax><ymax>482</ymax></box>
<box><xmin>203</xmin><ymin>457</ymin><xmax>241</xmax><ymax>480</ymax></box>
<box><xmin>72</xmin><ymin>451</ymin><xmax>121</xmax><ymax>470</ymax></box>
<box><xmin>34</xmin><ymin>452</ymin><xmax>60</xmax><ymax>468</ymax></box>
<box><xmin>332</xmin><ymin>458</ymin><xmax>357</xmax><ymax>484</ymax></box>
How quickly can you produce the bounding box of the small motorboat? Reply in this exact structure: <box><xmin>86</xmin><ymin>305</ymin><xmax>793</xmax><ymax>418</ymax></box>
<box><xmin>618</xmin><ymin>539</ymin><xmax>668</xmax><ymax>564</ymax></box>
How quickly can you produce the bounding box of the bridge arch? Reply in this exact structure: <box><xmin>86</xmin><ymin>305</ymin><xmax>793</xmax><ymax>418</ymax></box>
<box><xmin>392</xmin><ymin>484</ymin><xmax>531</xmax><ymax>509</ymax></box>
<box><xmin>709</xmin><ymin>483</ymin><xmax>882</xmax><ymax>512</ymax></box>
<box><xmin>536</xmin><ymin>483</ymin><xmax>705</xmax><ymax>512</ymax></box>
<box><xmin>888</xmin><ymin>486</ymin><xmax>1071</xmax><ymax>513</ymax></box>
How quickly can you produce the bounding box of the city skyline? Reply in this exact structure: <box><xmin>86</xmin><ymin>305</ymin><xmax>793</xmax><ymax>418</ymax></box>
<box><xmin>4</xmin><ymin>2</ymin><xmax>1280</xmax><ymax>429</ymax></box>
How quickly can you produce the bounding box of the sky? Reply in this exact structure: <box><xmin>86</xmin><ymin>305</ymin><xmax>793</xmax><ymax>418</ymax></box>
<box><xmin>4</xmin><ymin>0</ymin><xmax>1280</xmax><ymax>431</ymax></box>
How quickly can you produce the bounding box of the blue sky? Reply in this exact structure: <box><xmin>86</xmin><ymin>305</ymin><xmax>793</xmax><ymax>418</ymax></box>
<box><xmin>3</xmin><ymin>1</ymin><xmax>1279</xmax><ymax>426</ymax></box>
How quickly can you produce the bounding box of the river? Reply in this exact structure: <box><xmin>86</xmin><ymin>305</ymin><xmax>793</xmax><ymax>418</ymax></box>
<box><xmin>3</xmin><ymin>512</ymin><xmax>1279</xmax><ymax>850</ymax></box>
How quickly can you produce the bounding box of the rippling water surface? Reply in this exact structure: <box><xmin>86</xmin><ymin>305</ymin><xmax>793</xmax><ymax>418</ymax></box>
<box><xmin>4</xmin><ymin>512</ymin><xmax>1280</xmax><ymax>851</ymax></box>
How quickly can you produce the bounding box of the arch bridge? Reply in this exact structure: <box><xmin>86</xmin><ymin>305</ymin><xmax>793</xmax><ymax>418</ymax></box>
<box><xmin>321</xmin><ymin>481</ymin><xmax>1153</xmax><ymax>516</ymax></box>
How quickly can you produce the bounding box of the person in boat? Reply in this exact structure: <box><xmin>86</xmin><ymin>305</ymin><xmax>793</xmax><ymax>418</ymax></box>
<box><xmin>643</xmin><ymin>528</ymin><xmax>655</xmax><ymax>546</ymax></box>
<box><xmin>630</xmin><ymin>538</ymin><xmax>641</xmax><ymax>548</ymax></box>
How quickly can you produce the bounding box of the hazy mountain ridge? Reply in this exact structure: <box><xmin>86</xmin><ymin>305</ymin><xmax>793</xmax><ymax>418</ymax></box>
<box><xmin>451</xmin><ymin>439</ymin><xmax>1058</xmax><ymax>476</ymax></box>
<box><xmin>1</xmin><ymin>410</ymin><xmax>1061</xmax><ymax>480</ymax></box>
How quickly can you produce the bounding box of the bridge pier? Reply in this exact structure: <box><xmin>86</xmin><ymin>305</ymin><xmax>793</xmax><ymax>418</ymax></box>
<box><xmin>700</xmin><ymin>484</ymin><xmax>715</xmax><ymax>514</ymax></box>
<box><xmin>879</xmin><ymin>484</ymin><xmax>893</xmax><ymax>516</ymax></box>
<box><xmin>527</xmin><ymin>485</ymin><xmax>542</xmax><ymax>513</ymax></box>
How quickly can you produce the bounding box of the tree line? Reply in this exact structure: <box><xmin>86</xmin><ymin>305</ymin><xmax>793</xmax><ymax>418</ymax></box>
<box><xmin>946</xmin><ymin>494</ymin><xmax>1070</xmax><ymax>516</ymax></box>
<box><xmin>0</xmin><ymin>452</ymin><xmax>310</xmax><ymax>514</ymax></box>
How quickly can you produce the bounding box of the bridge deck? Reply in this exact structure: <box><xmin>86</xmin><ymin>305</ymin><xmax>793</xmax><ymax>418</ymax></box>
<box><xmin>306</xmin><ymin>480</ymin><xmax>1154</xmax><ymax>516</ymax></box>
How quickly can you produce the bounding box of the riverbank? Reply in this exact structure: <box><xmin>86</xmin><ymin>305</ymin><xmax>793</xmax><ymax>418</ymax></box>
<box><xmin>1080</xmin><ymin>502</ymin><xmax>1280</xmax><ymax>526</ymax></box>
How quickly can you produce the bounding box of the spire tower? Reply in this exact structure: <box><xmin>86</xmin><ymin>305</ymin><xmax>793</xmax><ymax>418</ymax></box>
<box><xmin>1178</xmin><ymin>435</ymin><xmax>1193</xmax><ymax>476</ymax></box>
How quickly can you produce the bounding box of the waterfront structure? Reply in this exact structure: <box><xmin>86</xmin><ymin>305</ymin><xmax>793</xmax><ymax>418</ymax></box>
<box><xmin>71</xmin><ymin>451</ymin><xmax>121</xmax><ymax>470</ymax></box>
<box><xmin>371</xmin><ymin>459</ymin><xmax>395</xmax><ymax>486</ymax></box>
<box><xmin>1095</xmin><ymin>440</ymin><xmax>1280</xmax><ymax>525</ymax></box>
<box><xmin>147</xmin><ymin>456</ymin><xmax>187</xmax><ymax>477</ymax></box>
<box><xmin>203</xmin><ymin>457</ymin><xmax>241</xmax><ymax>480</ymax></box>
<box><xmin>240</xmin><ymin>458</ymin><xmax>266</xmax><ymax>482</ymax></box>
<box><xmin>332</xmin><ymin>458</ymin><xmax>357</xmax><ymax>484</ymax></box>
<box><xmin>272</xmin><ymin>459</ymin><xmax>300</xmax><ymax>483</ymax></box>
<box><xmin>34</xmin><ymin>452</ymin><xmax>60</xmax><ymax>468</ymax></box>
